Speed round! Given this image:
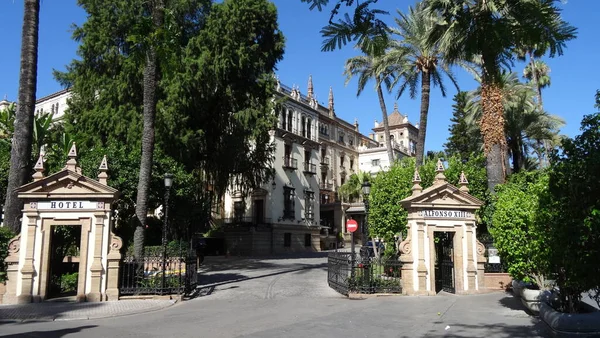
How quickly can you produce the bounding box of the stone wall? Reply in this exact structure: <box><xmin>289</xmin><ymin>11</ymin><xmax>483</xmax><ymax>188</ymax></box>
<box><xmin>484</xmin><ymin>273</ymin><xmax>511</xmax><ymax>290</ymax></box>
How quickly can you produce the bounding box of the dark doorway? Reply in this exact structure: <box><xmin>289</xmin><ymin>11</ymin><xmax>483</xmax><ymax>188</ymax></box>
<box><xmin>434</xmin><ymin>231</ymin><xmax>455</xmax><ymax>294</ymax></box>
<box><xmin>47</xmin><ymin>225</ymin><xmax>81</xmax><ymax>299</ymax></box>
<box><xmin>254</xmin><ymin>199</ymin><xmax>264</xmax><ymax>224</ymax></box>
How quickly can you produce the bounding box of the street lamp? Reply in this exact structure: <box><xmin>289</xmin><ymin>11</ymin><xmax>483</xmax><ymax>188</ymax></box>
<box><xmin>162</xmin><ymin>173</ymin><xmax>174</xmax><ymax>294</ymax></box>
<box><xmin>361</xmin><ymin>179</ymin><xmax>371</xmax><ymax>246</ymax></box>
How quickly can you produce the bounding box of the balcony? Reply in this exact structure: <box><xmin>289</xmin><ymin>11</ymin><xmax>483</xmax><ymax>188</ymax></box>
<box><xmin>303</xmin><ymin>162</ymin><xmax>317</xmax><ymax>175</ymax></box>
<box><xmin>320</xmin><ymin>156</ymin><xmax>330</xmax><ymax>166</ymax></box>
<box><xmin>223</xmin><ymin>217</ymin><xmax>272</xmax><ymax>227</ymax></box>
<box><xmin>320</xmin><ymin>182</ymin><xmax>333</xmax><ymax>191</ymax></box>
<box><xmin>282</xmin><ymin>156</ymin><xmax>297</xmax><ymax>170</ymax></box>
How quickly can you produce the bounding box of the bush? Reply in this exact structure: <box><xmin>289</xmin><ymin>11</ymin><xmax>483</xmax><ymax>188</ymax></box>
<box><xmin>60</xmin><ymin>272</ymin><xmax>78</xmax><ymax>293</ymax></box>
<box><xmin>0</xmin><ymin>227</ymin><xmax>15</xmax><ymax>282</ymax></box>
<box><xmin>490</xmin><ymin>171</ymin><xmax>550</xmax><ymax>287</ymax></box>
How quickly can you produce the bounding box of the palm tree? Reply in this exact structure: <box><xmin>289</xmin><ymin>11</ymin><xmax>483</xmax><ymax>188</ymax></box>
<box><xmin>385</xmin><ymin>4</ymin><xmax>459</xmax><ymax>166</ymax></box>
<box><xmin>465</xmin><ymin>72</ymin><xmax>563</xmax><ymax>172</ymax></box>
<box><xmin>134</xmin><ymin>0</ymin><xmax>164</xmax><ymax>260</ymax></box>
<box><xmin>344</xmin><ymin>50</ymin><xmax>395</xmax><ymax>165</ymax></box>
<box><xmin>426</xmin><ymin>0</ymin><xmax>576</xmax><ymax>191</ymax></box>
<box><xmin>523</xmin><ymin>59</ymin><xmax>551</xmax><ymax>107</ymax></box>
<box><xmin>4</xmin><ymin>0</ymin><xmax>41</xmax><ymax>232</ymax></box>
<box><xmin>338</xmin><ymin>171</ymin><xmax>371</xmax><ymax>203</ymax></box>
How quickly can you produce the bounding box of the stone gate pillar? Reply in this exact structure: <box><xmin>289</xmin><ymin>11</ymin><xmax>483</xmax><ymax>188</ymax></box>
<box><xmin>399</xmin><ymin>160</ymin><xmax>483</xmax><ymax>296</ymax></box>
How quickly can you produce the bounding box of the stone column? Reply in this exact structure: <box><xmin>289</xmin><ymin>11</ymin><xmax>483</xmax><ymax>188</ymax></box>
<box><xmin>18</xmin><ymin>211</ymin><xmax>38</xmax><ymax>303</ymax></box>
<box><xmin>2</xmin><ymin>235</ymin><xmax>21</xmax><ymax>304</ymax></box>
<box><xmin>105</xmin><ymin>232</ymin><xmax>122</xmax><ymax>301</ymax></box>
<box><xmin>399</xmin><ymin>237</ymin><xmax>413</xmax><ymax>295</ymax></box>
<box><xmin>476</xmin><ymin>239</ymin><xmax>486</xmax><ymax>290</ymax></box>
<box><xmin>416</xmin><ymin>221</ymin><xmax>428</xmax><ymax>294</ymax></box>
<box><xmin>465</xmin><ymin>224</ymin><xmax>477</xmax><ymax>292</ymax></box>
<box><xmin>87</xmin><ymin>212</ymin><xmax>106</xmax><ymax>302</ymax></box>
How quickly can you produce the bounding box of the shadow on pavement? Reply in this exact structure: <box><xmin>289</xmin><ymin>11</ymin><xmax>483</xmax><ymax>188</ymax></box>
<box><xmin>0</xmin><ymin>325</ymin><xmax>97</xmax><ymax>337</ymax></box>
<box><xmin>415</xmin><ymin>319</ymin><xmax>549</xmax><ymax>338</ymax></box>
<box><xmin>497</xmin><ymin>292</ymin><xmax>528</xmax><ymax>312</ymax></box>
<box><xmin>0</xmin><ymin>302</ymin><xmax>103</xmax><ymax>323</ymax></box>
<box><xmin>195</xmin><ymin>263</ymin><xmax>327</xmax><ymax>298</ymax></box>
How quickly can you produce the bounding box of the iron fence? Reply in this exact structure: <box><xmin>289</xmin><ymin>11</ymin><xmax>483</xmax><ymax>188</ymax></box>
<box><xmin>327</xmin><ymin>252</ymin><xmax>402</xmax><ymax>296</ymax></box>
<box><xmin>119</xmin><ymin>254</ymin><xmax>198</xmax><ymax>296</ymax></box>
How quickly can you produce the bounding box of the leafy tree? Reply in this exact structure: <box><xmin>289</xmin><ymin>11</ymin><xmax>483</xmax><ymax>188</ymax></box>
<box><xmin>427</xmin><ymin>0</ymin><xmax>576</xmax><ymax>191</ymax></box>
<box><xmin>490</xmin><ymin>170</ymin><xmax>550</xmax><ymax>287</ymax></box>
<box><xmin>540</xmin><ymin>94</ymin><xmax>600</xmax><ymax>313</ymax></box>
<box><xmin>369</xmin><ymin>154</ymin><xmax>487</xmax><ymax>243</ymax></box>
<box><xmin>4</xmin><ymin>0</ymin><xmax>41</xmax><ymax>232</ymax></box>
<box><xmin>385</xmin><ymin>4</ymin><xmax>459</xmax><ymax>166</ymax></box>
<box><xmin>444</xmin><ymin>92</ymin><xmax>482</xmax><ymax>161</ymax></box>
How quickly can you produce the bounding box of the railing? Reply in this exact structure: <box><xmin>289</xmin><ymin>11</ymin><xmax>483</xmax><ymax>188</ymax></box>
<box><xmin>320</xmin><ymin>182</ymin><xmax>333</xmax><ymax>191</ymax></box>
<box><xmin>321</xmin><ymin>157</ymin><xmax>330</xmax><ymax>166</ymax></box>
<box><xmin>327</xmin><ymin>252</ymin><xmax>402</xmax><ymax>296</ymax></box>
<box><xmin>282</xmin><ymin>156</ymin><xmax>297</xmax><ymax>170</ymax></box>
<box><xmin>119</xmin><ymin>254</ymin><xmax>197</xmax><ymax>296</ymax></box>
<box><xmin>303</xmin><ymin>162</ymin><xmax>317</xmax><ymax>174</ymax></box>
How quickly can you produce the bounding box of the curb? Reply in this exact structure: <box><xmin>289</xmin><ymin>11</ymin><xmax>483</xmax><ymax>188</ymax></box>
<box><xmin>0</xmin><ymin>299</ymin><xmax>178</xmax><ymax>323</ymax></box>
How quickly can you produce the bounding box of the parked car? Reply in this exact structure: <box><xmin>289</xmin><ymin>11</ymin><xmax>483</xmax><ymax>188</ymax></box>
<box><xmin>360</xmin><ymin>241</ymin><xmax>385</xmax><ymax>258</ymax></box>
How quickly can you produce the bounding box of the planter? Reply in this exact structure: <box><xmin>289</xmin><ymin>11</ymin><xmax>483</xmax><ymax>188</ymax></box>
<box><xmin>540</xmin><ymin>302</ymin><xmax>600</xmax><ymax>337</ymax></box>
<box><xmin>519</xmin><ymin>288</ymin><xmax>542</xmax><ymax>314</ymax></box>
<box><xmin>512</xmin><ymin>280</ymin><xmax>526</xmax><ymax>297</ymax></box>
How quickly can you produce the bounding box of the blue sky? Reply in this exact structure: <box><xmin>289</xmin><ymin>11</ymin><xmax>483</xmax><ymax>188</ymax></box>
<box><xmin>0</xmin><ymin>0</ymin><xmax>598</xmax><ymax>152</ymax></box>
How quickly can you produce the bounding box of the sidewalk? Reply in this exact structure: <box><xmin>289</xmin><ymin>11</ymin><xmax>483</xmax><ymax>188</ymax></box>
<box><xmin>0</xmin><ymin>299</ymin><xmax>176</xmax><ymax>322</ymax></box>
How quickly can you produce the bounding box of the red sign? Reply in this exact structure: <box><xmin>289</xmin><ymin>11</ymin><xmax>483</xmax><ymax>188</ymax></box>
<box><xmin>346</xmin><ymin>219</ymin><xmax>358</xmax><ymax>233</ymax></box>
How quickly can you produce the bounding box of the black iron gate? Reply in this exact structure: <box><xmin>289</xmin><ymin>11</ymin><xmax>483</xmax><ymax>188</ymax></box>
<box><xmin>327</xmin><ymin>252</ymin><xmax>353</xmax><ymax>295</ymax></box>
<box><xmin>435</xmin><ymin>232</ymin><xmax>455</xmax><ymax>294</ymax></box>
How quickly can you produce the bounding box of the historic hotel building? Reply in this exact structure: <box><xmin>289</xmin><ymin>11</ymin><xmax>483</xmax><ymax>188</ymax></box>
<box><xmin>3</xmin><ymin>75</ymin><xmax>419</xmax><ymax>255</ymax></box>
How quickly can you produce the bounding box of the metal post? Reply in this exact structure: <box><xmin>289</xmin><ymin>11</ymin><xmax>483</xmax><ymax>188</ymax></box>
<box><xmin>161</xmin><ymin>186</ymin><xmax>170</xmax><ymax>295</ymax></box>
<box><xmin>363</xmin><ymin>199</ymin><xmax>370</xmax><ymax>246</ymax></box>
<box><xmin>350</xmin><ymin>231</ymin><xmax>355</xmax><ymax>281</ymax></box>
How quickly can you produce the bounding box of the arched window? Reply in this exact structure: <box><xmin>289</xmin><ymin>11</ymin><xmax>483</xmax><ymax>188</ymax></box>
<box><xmin>307</xmin><ymin>118</ymin><xmax>312</xmax><ymax>139</ymax></box>
<box><xmin>281</xmin><ymin>108</ymin><xmax>286</xmax><ymax>129</ymax></box>
<box><xmin>301</xmin><ymin>116</ymin><xmax>306</xmax><ymax>137</ymax></box>
<box><xmin>287</xmin><ymin>110</ymin><xmax>293</xmax><ymax>131</ymax></box>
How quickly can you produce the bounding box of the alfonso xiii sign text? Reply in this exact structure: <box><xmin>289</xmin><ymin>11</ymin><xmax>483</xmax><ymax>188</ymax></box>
<box><xmin>417</xmin><ymin>210</ymin><xmax>473</xmax><ymax>218</ymax></box>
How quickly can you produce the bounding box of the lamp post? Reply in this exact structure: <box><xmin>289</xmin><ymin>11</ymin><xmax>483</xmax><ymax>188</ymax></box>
<box><xmin>361</xmin><ymin>179</ymin><xmax>371</xmax><ymax>247</ymax></box>
<box><xmin>162</xmin><ymin>173</ymin><xmax>173</xmax><ymax>294</ymax></box>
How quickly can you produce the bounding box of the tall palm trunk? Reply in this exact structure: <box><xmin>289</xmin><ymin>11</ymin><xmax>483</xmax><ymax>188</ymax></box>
<box><xmin>480</xmin><ymin>81</ymin><xmax>506</xmax><ymax>191</ymax></box>
<box><xmin>528</xmin><ymin>53</ymin><xmax>549</xmax><ymax>168</ymax></box>
<box><xmin>4</xmin><ymin>0</ymin><xmax>40</xmax><ymax>233</ymax></box>
<box><xmin>376</xmin><ymin>76</ymin><xmax>394</xmax><ymax>165</ymax></box>
<box><xmin>134</xmin><ymin>0</ymin><xmax>164</xmax><ymax>260</ymax></box>
<box><xmin>415</xmin><ymin>70</ymin><xmax>431</xmax><ymax>166</ymax></box>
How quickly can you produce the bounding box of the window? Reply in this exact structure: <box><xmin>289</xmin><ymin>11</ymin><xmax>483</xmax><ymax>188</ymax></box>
<box><xmin>349</xmin><ymin>158</ymin><xmax>354</xmax><ymax>170</ymax></box>
<box><xmin>349</xmin><ymin>137</ymin><xmax>354</xmax><ymax>146</ymax></box>
<box><xmin>305</xmin><ymin>191</ymin><xmax>314</xmax><ymax>220</ymax></box>
<box><xmin>305</xmin><ymin>150</ymin><xmax>311</xmax><ymax>164</ymax></box>
<box><xmin>341</xmin><ymin>176</ymin><xmax>345</xmax><ymax>185</ymax></box>
<box><xmin>307</xmin><ymin>118</ymin><xmax>312</xmax><ymax>139</ymax></box>
<box><xmin>283</xmin><ymin>187</ymin><xmax>295</xmax><ymax>219</ymax></box>
<box><xmin>287</xmin><ymin>111</ymin><xmax>293</xmax><ymax>131</ymax></box>
<box><xmin>338</xmin><ymin>133</ymin><xmax>344</xmax><ymax>143</ymax></box>
<box><xmin>304</xmin><ymin>234</ymin><xmax>312</xmax><ymax>247</ymax></box>
<box><xmin>284</xmin><ymin>233</ymin><xmax>292</xmax><ymax>247</ymax></box>
<box><xmin>301</xmin><ymin>116</ymin><xmax>306</xmax><ymax>137</ymax></box>
<box><xmin>372</xmin><ymin>159</ymin><xmax>380</xmax><ymax>167</ymax></box>
<box><xmin>340</xmin><ymin>155</ymin><xmax>345</xmax><ymax>168</ymax></box>
<box><xmin>281</xmin><ymin>108</ymin><xmax>286</xmax><ymax>129</ymax></box>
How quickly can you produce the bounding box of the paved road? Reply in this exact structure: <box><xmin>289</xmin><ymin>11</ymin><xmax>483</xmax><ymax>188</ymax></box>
<box><xmin>0</xmin><ymin>254</ymin><xmax>550</xmax><ymax>337</ymax></box>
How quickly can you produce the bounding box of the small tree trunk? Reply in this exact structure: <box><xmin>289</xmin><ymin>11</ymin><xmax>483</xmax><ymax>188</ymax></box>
<box><xmin>376</xmin><ymin>76</ymin><xmax>394</xmax><ymax>166</ymax></box>
<box><xmin>415</xmin><ymin>70</ymin><xmax>432</xmax><ymax>167</ymax></box>
<box><xmin>134</xmin><ymin>0</ymin><xmax>164</xmax><ymax>260</ymax></box>
<box><xmin>4</xmin><ymin>0</ymin><xmax>40</xmax><ymax>233</ymax></box>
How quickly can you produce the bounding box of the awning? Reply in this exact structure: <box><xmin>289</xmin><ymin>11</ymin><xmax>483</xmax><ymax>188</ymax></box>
<box><xmin>345</xmin><ymin>206</ymin><xmax>365</xmax><ymax>213</ymax></box>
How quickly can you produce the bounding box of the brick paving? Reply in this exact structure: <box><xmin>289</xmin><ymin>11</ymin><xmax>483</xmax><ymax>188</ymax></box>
<box><xmin>0</xmin><ymin>299</ymin><xmax>176</xmax><ymax>322</ymax></box>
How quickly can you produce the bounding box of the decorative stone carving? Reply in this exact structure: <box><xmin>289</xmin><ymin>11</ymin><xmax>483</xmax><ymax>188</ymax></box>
<box><xmin>110</xmin><ymin>233</ymin><xmax>123</xmax><ymax>253</ymax></box>
<box><xmin>476</xmin><ymin>240</ymin><xmax>486</xmax><ymax>259</ymax></box>
<box><xmin>97</xmin><ymin>202</ymin><xmax>105</xmax><ymax>210</ymax></box>
<box><xmin>7</xmin><ymin>235</ymin><xmax>21</xmax><ymax>257</ymax></box>
<box><xmin>29</xmin><ymin>202</ymin><xmax>37</xmax><ymax>209</ymax></box>
<box><xmin>399</xmin><ymin>237</ymin><xmax>412</xmax><ymax>255</ymax></box>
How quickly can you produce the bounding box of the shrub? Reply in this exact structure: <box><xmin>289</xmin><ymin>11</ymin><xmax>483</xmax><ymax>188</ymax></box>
<box><xmin>490</xmin><ymin>171</ymin><xmax>550</xmax><ymax>287</ymax></box>
<box><xmin>0</xmin><ymin>227</ymin><xmax>15</xmax><ymax>282</ymax></box>
<box><xmin>60</xmin><ymin>272</ymin><xmax>79</xmax><ymax>293</ymax></box>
